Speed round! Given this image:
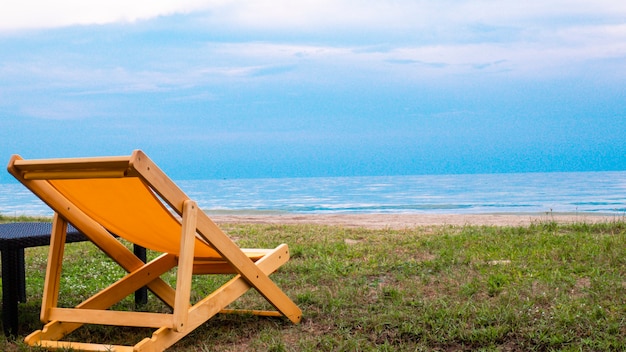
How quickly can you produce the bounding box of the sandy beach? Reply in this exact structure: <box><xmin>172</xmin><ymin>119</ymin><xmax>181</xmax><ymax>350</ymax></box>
<box><xmin>210</xmin><ymin>213</ymin><xmax>621</xmax><ymax>229</ymax></box>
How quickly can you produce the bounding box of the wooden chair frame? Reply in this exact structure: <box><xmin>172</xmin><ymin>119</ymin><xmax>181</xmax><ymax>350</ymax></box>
<box><xmin>7</xmin><ymin>150</ymin><xmax>301</xmax><ymax>351</ymax></box>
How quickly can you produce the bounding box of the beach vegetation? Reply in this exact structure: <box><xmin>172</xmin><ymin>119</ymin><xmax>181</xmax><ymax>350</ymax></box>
<box><xmin>1</xmin><ymin>220</ymin><xmax>626</xmax><ymax>351</ymax></box>
<box><xmin>0</xmin><ymin>214</ymin><xmax>51</xmax><ymax>224</ymax></box>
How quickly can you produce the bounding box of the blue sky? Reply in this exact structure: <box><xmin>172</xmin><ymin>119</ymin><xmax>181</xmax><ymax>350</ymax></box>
<box><xmin>1</xmin><ymin>1</ymin><xmax>625</xmax><ymax>182</ymax></box>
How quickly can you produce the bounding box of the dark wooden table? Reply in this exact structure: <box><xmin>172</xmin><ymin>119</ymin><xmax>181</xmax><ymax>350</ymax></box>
<box><xmin>0</xmin><ymin>222</ymin><xmax>147</xmax><ymax>336</ymax></box>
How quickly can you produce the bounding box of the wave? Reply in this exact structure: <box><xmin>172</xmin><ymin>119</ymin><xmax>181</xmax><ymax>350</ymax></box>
<box><xmin>2</xmin><ymin>171</ymin><xmax>626</xmax><ymax>216</ymax></box>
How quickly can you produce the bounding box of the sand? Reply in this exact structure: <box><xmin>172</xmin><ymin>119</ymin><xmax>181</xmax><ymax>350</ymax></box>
<box><xmin>210</xmin><ymin>213</ymin><xmax>621</xmax><ymax>229</ymax></box>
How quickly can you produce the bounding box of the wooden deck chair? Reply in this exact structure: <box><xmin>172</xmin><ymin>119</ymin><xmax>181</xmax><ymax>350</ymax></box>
<box><xmin>7</xmin><ymin>150</ymin><xmax>302</xmax><ymax>351</ymax></box>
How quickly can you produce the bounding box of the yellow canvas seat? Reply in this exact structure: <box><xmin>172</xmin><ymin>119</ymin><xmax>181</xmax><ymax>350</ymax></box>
<box><xmin>7</xmin><ymin>150</ymin><xmax>302</xmax><ymax>351</ymax></box>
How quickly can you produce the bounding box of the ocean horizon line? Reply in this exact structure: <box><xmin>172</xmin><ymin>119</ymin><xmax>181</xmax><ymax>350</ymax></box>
<box><xmin>2</xmin><ymin>168</ymin><xmax>626</xmax><ymax>185</ymax></box>
<box><xmin>1</xmin><ymin>170</ymin><xmax>625</xmax><ymax>217</ymax></box>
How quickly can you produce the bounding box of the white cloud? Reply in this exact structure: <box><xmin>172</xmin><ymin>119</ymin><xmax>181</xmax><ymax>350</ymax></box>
<box><xmin>3</xmin><ymin>36</ymin><xmax>624</xmax><ymax>108</ymax></box>
<box><xmin>1</xmin><ymin>0</ymin><xmax>625</xmax><ymax>98</ymax></box>
<box><xmin>202</xmin><ymin>0</ymin><xmax>626</xmax><ymax>36</ymax></box>
<box><xmin>3</xmin><ymin>0</ymin><xmax>625</xmax><ymax>33</ymax></box>
<box><xmin>0</xmin><ymin>0</ymin><xmax>219</xmax><ymax>31</ymax></box>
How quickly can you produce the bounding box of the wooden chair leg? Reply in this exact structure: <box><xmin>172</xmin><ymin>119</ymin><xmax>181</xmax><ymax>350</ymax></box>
<box><xmin>40</xmin><ymin>214</ymin><xmax>67</xmax><ymax>323</ymax></box>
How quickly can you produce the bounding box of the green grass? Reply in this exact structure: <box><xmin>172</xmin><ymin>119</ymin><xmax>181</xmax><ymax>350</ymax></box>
<box><xmin>2</xmin><ymin>220</ymin><xmax>626</xmax><ymax>351</ymax></box>
<box><xmin>0</xmin><ymin>215</ymin><xmax>52</xmax><ymax>224</ymax></box>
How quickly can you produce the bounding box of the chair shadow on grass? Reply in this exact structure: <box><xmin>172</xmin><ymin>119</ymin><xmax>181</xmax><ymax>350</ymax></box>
<box><xmin>8</xmin><ymin>294</ymin><xmax>294</xmax><ymax>350</ymax></box>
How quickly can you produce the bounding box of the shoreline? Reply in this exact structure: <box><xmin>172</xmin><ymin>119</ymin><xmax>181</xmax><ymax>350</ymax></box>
<box><xmin>3</xmin><ymin>212</ymin><xmax>622</xmax><ymax>229</ymax></box>
<box><xmin>210</xmin><ymin>213</ymin><xmax>622</xmax><ymax>229</ymax></box>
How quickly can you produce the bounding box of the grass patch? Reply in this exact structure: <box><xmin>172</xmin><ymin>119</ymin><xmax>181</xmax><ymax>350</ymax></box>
<box><xmin>0</xmin><ymin>215</ymin><xmax>52</xmax><ymax>224</ymax></box>
<box><xmin>1</xmin><ymin>220</ymin><xmax>626</xmax><ymax>351</ymax></box>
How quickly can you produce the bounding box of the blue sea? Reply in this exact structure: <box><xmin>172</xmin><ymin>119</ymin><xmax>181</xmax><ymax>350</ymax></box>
<box><xmin>1</xmin><ymin>171</ymin><xmax>625</xmax><ymax>217</ymax></box>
